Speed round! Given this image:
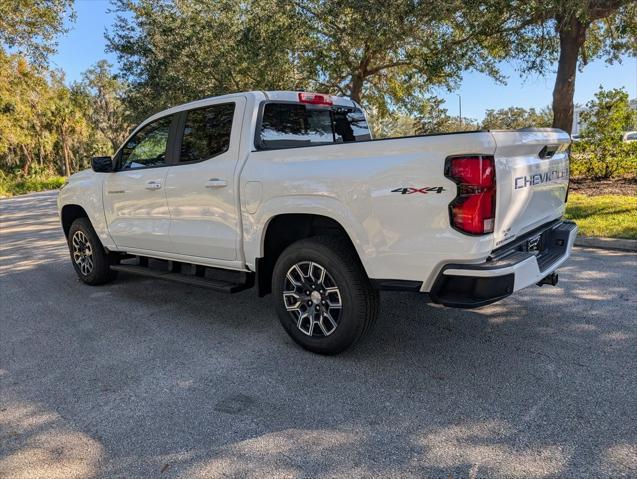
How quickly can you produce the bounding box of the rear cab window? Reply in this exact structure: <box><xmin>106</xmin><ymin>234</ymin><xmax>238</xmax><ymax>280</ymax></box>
<box><xmin>257</xmin><ymin>102</ymin><xmax>371</xmax><ymax>149</ymax></box>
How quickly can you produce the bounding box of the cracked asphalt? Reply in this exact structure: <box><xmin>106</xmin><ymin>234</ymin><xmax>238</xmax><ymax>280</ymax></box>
<box><xmin>1</xmin><ymin>191</ymin><xmax>636</xmax><ymax>478</ymax></box>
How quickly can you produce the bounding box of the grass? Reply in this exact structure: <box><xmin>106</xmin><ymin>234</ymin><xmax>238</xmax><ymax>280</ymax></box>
<box><xmin>565</xmin><ymin>193</ymin><xmax>637</xmax><ymax>240</ymax></box>
<box><xmin>0</xmin><ymin>172</ymin><xmax>66</xmax><ymax>198</ymax></box>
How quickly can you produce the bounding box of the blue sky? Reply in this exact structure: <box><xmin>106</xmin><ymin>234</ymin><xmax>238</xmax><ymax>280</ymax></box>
<box><xmin>51</xmin><ymin>0</ymin><xmax>637</xmax><ymax>121</ymax></box>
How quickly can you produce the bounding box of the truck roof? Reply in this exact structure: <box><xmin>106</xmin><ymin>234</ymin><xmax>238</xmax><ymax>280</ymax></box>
<box><xmin>142</xmin><ymin>91</ymin><xmax>359</xmax><ymax>128</ymax></box>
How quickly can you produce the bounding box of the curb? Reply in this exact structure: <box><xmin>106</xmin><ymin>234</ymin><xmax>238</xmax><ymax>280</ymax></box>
<box><xmin>574</xmin><ymin>236</ymin><xmax>637</xmax><ymax>252</ymax></box>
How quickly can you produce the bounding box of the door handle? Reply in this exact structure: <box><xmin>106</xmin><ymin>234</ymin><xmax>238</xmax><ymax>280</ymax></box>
<box><xmin>145</xmin><ymin>180</ymin><xmax>162</xmax><ymax>190</ymax></box>
<box><xmin>205</xmin><ymin>178</ymin><xmax>227</xmax><ymax>188</ymax></box>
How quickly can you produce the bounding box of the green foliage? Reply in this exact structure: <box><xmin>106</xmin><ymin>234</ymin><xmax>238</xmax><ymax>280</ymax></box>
<box><xmin>570</xmin><ymin>143</ymin><xmax>637</xmax><ymax>180</ymax></box>
<box><xmin>107</xmin><ymin>0</ymin><xmax>302</xmax><ymax>122</ymax></box>
<box><xmin>565</xmin><ymin>193</ymin><xmax>637</xmax><ymax>239</ymax></box>
<box><xmin>107</xmin><ymin>0</ymin><xmax>505</xmax><ymax>121</ymax></box>
<box><xmin>0</xmin><ymin>51</ymin><xmax>126</xmax><ymax>177</ymax></box>
<box><xmin>77</xmin><ymin>60</ymin><xmax>131</xmax><ymax>150</ymax></box>
<box><xmin>570</xmin><ymin>87</ymin><xmax>637</xmax><ymax>179</ymax></box>
<box><xmin>484</xmin><ymin>1</ymin><xmax>637</xmax><ymax>74</ymax></box>
<box><xmin>368</xmin><ymin>96</ymin><xmax>481</xmax><ymax>138</ymax></box>
<box><xmin>580</xmin><ymin>87</ymin><xmax>637</xmax><ymax>140</ymax></box>
<box><xmin>295</xmin><ymin>0</ymin><xmax>503</xmax><ymax>116</ymax></box>
<box><xmin>0</xmin><ymin>0</ymin><xmax>74</xmax><ymax>65</ymax></box>
<box><xmin>467</xmin><ymin>0</ymin><xmax>637</xmax><ymax>132</ymax></box>
<box><xmin>0</xmin><ymin>169</ymin><xmax>66</xmax><ymax>197</ymax></box>
<box><xmin>413</xmin><ymin>97</ymin><xmax>479</xmax><ymax>134</ymax></box>
<box><xmin>368</xmin><ymin>110</ymin><xmax>417</xmax><ymax>139</ymax></box>
<box><xmin>481</xmin><ymin>106</ymin><xmax>552</xmax><ymax>129</ymax></box>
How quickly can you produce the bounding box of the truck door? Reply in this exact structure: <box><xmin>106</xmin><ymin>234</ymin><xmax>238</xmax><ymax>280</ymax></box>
<box><xmin>164</xmin><ymin>97</ymin><xmax>246</xmax><ymax>260</ymax></box>
<box><xmin>102</xmin><ymin>114</ymin><xmax>176</xmax><ymax>252</ymax></box>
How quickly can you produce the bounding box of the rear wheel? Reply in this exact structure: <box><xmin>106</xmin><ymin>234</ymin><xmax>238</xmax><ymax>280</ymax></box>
<box><xmin>67</xmin><ymin>217</ymin><xmax>117</xmax><ymax>285</ymax></box>
<box><xmin>272</xmin><ymin>236</ymin><xmax>379</xmax><ymax>354</ymax></box>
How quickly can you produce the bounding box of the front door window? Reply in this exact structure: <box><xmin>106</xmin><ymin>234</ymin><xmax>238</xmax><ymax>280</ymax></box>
<box><xmin>120</xmin><ymin>116</ymin><xmax>172</xmax><ymax>169</ymax></box>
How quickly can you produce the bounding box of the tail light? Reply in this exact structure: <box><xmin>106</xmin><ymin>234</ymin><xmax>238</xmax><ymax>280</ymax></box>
<box><xmin>298</xmin><ymin>92</ymin><xmax>333</xmax><ymax>106</ymax></box>
<box><xmin>445</xmin><ymin>155</ymin><xmax>496</xmax><ymax>235</ymax></box>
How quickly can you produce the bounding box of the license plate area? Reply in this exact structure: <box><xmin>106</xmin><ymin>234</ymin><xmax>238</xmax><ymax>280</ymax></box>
<box><xmin>524</xmin><ymin>233</ymin><xmax>544</xmax><ymax>255</ymax></box>
<box><xmin>489</xmin><ymin>219</ymin><xmax>575</xmax><ymax>267</ymax></box>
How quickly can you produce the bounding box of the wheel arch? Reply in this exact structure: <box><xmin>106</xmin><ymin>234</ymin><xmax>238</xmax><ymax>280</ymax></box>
<box><xmin>61</xmin><ymin>204</ymin><xmax>89</xmax><ymax>238</ymax></box>
<box><xmin>255</xmin><ymin>212</ymin><xmax>368</xmax><ymax>296</ymax></box>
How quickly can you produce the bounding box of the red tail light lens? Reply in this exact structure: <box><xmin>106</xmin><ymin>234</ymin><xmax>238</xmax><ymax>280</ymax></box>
<box><xmin>298</xmin><ymin>92</ymin><xmax>333</xmax><ymax>106</ymax></box>
<box><xmin>445</xmin><ymin>155</ymin><xmax>496</xmax><ymax>235</ymax></box>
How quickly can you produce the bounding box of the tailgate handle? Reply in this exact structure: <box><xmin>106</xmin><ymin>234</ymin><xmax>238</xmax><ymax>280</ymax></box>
<box><xmin>538</xmin><ymin>145</ymin><xmax>558</xmax><ymax>159</ymax></box>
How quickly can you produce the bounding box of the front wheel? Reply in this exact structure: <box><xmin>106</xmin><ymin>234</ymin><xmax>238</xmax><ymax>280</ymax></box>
<box><xmin>272</xmin><ymin>236</ymin><xmax>379</xmax><ymax>354</ymax></box>
<box><xmin>67</xmin><ymin>217</ymin><xmax>117</xmax><ymax>285</ymax></box>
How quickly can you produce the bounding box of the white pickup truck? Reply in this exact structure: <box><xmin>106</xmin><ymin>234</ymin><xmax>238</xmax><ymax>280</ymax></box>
<box><xmin>58</xmin><ymin>91</ymin><xmax>577</xmax><ymax>354</ymax></box>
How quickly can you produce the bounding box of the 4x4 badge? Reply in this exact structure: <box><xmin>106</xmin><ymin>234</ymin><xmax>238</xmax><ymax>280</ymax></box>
<box><xmin>391</xmin><ymin>187</ymin><xmax>445</xmax><ymax>195</ymax></box>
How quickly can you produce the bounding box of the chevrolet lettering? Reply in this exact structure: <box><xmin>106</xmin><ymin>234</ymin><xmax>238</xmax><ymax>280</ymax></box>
<box><xmin>515</xmin><ymin>169</ymin><xmax>568</xmax><ymax>190</ymax></box>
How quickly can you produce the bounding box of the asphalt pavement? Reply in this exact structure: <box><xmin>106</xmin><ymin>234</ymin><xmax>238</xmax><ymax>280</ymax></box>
<box><xmin>1</xmin><ymin>191</ymin><xmax>636</xmax><ymax>478</ymax></box>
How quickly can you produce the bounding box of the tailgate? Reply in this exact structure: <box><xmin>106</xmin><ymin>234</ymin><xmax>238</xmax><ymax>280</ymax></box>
<box><xmin>491</xmin><ymin>129</ymin><xmax>571</xmax><ymax>247</ymax></box>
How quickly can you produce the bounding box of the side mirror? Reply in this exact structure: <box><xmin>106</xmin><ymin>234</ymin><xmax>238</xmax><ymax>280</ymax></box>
<box><xmin>91</xmin><ymin>156</ymin><xmax>113</xmax><ymax>173</ymax></box>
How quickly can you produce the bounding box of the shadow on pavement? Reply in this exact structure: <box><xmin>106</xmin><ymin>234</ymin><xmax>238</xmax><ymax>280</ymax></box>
<box><xmin>1</xmin><ymin>192</ymin><xmax>636</xmax><ymax>478</ymax></box>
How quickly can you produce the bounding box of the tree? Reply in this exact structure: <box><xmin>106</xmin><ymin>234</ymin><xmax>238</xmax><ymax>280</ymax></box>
<box><xmin>414</xmin><ymin>97</ymin><xmax>479</xmax><ymax>134</ymax></box>
<box><xmin>478</xmin><ymin>0</ymin><xmax>637</xmax><ymax>133</ymax></box>
<box><xmin>51</xmin><ymin>81</ymin><xmax>80</xmax><ymax>175</ymax></box>
<box><xmin>481</xmin><ymin>106</ymin><xmax>553</xmax><ymax>129</ymax></box>
<box><xmin>0</xmin><ymin>52</ymin><xmax>124</xmax><ymax>177</ymax></box>
<box><xmin>574</xmin><ymin>87</ymin><xmax>637</xmax><ymax>179</ymax></box>
<box><xmin>369</xmin><ymin>111</ymin><xmax>417</xmax><ymax>139</ymax></box>
<box><xmin>76</xmin><ymin>60</ymin><xmax>130</xmax><ymax>151</ymax></box>
<box><xmin>294</xmin><ymin>0</ymin><xmax>503</xmax><ymax>116</ymax></box>
<box><xmin>0</xmin><ymin>51</ymin><xmax>54</xmax><ymax>174</ymax></box>
<box><xmin>107</xmin><ymin>0</ymin><xmax>505</xmax><ymax>120</ymax></box>
<box><xmin>0</xmin><ymin>0</ymin><xmax>74</xmax><ymax>65</ymax></box>
<box><xmin>107</xmin><ymin>0</ymin><xmax>302</xmax><ymax>121</ymax></box>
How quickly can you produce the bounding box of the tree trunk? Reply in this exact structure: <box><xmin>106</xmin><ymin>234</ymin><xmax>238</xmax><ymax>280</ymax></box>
<box><xmin>63</xmin><ymin>142</ymin><xmax>72</xmax><ymax>176</ymax></box>
<box><xmin>21</xmin><ymin>144</ymin><xmax>33</xmax><ymax>176</ymax></box>
<box><xmin>349</xmin><ymin>73</ymin><xmax>364</xmax><ymax>104</ymax></box>
<box><xmin>551</xmin><ymin>17</ymin><xmax>587</xmax><ymax>134</ymax></box>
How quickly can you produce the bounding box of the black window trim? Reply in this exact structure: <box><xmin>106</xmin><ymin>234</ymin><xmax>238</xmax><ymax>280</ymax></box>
<box><xmin>253</xmin><ymin>99</ymin><xmax>369</xmax><ymax>152</ymax></box>
<box><xmin>171</xmin><ymin>101</ymin><xmax>237</xmax><ymax>167</ymax></box>
<box><xmin>114</xmin><ymin>113</ymin><xmax>180</xmax><ymax>172</ymax></box>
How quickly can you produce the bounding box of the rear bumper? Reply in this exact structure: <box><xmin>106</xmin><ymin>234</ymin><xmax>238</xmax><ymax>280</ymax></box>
<box><xmin>429</xmin><ymin>220</ymin><xmax>577</xmax><ymax>308</ymax></box>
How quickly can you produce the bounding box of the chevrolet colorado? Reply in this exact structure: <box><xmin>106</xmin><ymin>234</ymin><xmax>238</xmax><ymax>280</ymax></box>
<box><xmin>58</xmin><ymin>91</ymin><xmax>577</xmax><ymax>354</ymax></box>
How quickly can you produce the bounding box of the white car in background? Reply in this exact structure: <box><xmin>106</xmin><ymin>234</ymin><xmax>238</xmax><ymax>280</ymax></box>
<box><xmin>623</xmin><ymin>131</ymin><xmax>637</xmax><ymax>142</ymax></box>
<box><xmin>58</xmin><ymin>91</ymin><xmax>577</xmax><ymax>354</ymax></box>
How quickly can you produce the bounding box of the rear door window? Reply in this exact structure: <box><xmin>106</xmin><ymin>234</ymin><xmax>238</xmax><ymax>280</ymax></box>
<box><xmin>258</xmin><ymin>103</ymin><xmax>370</xmax><ymax>149</ymax></box>
<box><xmin>179</xmin><ymin>103</ymin><xmax>235</xmax><ymax>163</ymax></box>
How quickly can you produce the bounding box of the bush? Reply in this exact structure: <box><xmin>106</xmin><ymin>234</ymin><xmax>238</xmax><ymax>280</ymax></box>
<box><xmin>571</xmin><ymin>87</ymin><xmax>637</xmax><ymax>180</ymax></box>
<box><xmin>570</xmin><ymin>141</ymin><xmax>637</xmax><ymax>180</ymax></box>
<box><xmin>0</xmin><ymin>170</ymin><xmax>66</xmax><ymax>197</ymax></box>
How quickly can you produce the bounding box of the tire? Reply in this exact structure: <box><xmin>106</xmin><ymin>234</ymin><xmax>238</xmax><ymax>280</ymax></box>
<box><xmin>67</xmin><ymin>217</ymin><xmax>118</xmax><ymax>285</ymax></box>
<box><xmin>272</xmin><ymin>236</ymin><xmax>379</xmax><ymax>354</ymax></box>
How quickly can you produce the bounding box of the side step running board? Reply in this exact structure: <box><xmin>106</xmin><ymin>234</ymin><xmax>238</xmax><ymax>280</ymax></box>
<box><xmin>111</xmin><ymin>263</ymin><xmax>253</xmax><ymax>293</ymax></box>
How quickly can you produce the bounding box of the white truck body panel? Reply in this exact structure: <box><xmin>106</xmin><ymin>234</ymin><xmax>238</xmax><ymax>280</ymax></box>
<box><xmin>241</xmin><ymin>131</ymin><xmax>499</xmax><ymax>289</ymax></box>
<box><xmin>102</xmin><ymin>166</ymin><xmax>172</xmax><ymax>252</ymax></box>
<box><xmin>491</xmin><ymin>129</ymin><xmax>570</xmax><ymax>247</ymax></box>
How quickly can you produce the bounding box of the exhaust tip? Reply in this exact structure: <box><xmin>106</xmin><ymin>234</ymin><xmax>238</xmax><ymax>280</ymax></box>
<box><xmin>537</xmin><ymin>273</ymin><xmax>559</xmax><ymax>287</ymax></box>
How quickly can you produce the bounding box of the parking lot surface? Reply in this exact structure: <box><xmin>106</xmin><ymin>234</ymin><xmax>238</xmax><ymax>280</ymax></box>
<box><xmin>1</xmin><ymin>191</ymin><xmax>636</xmax><ymax>478</ymax></box>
